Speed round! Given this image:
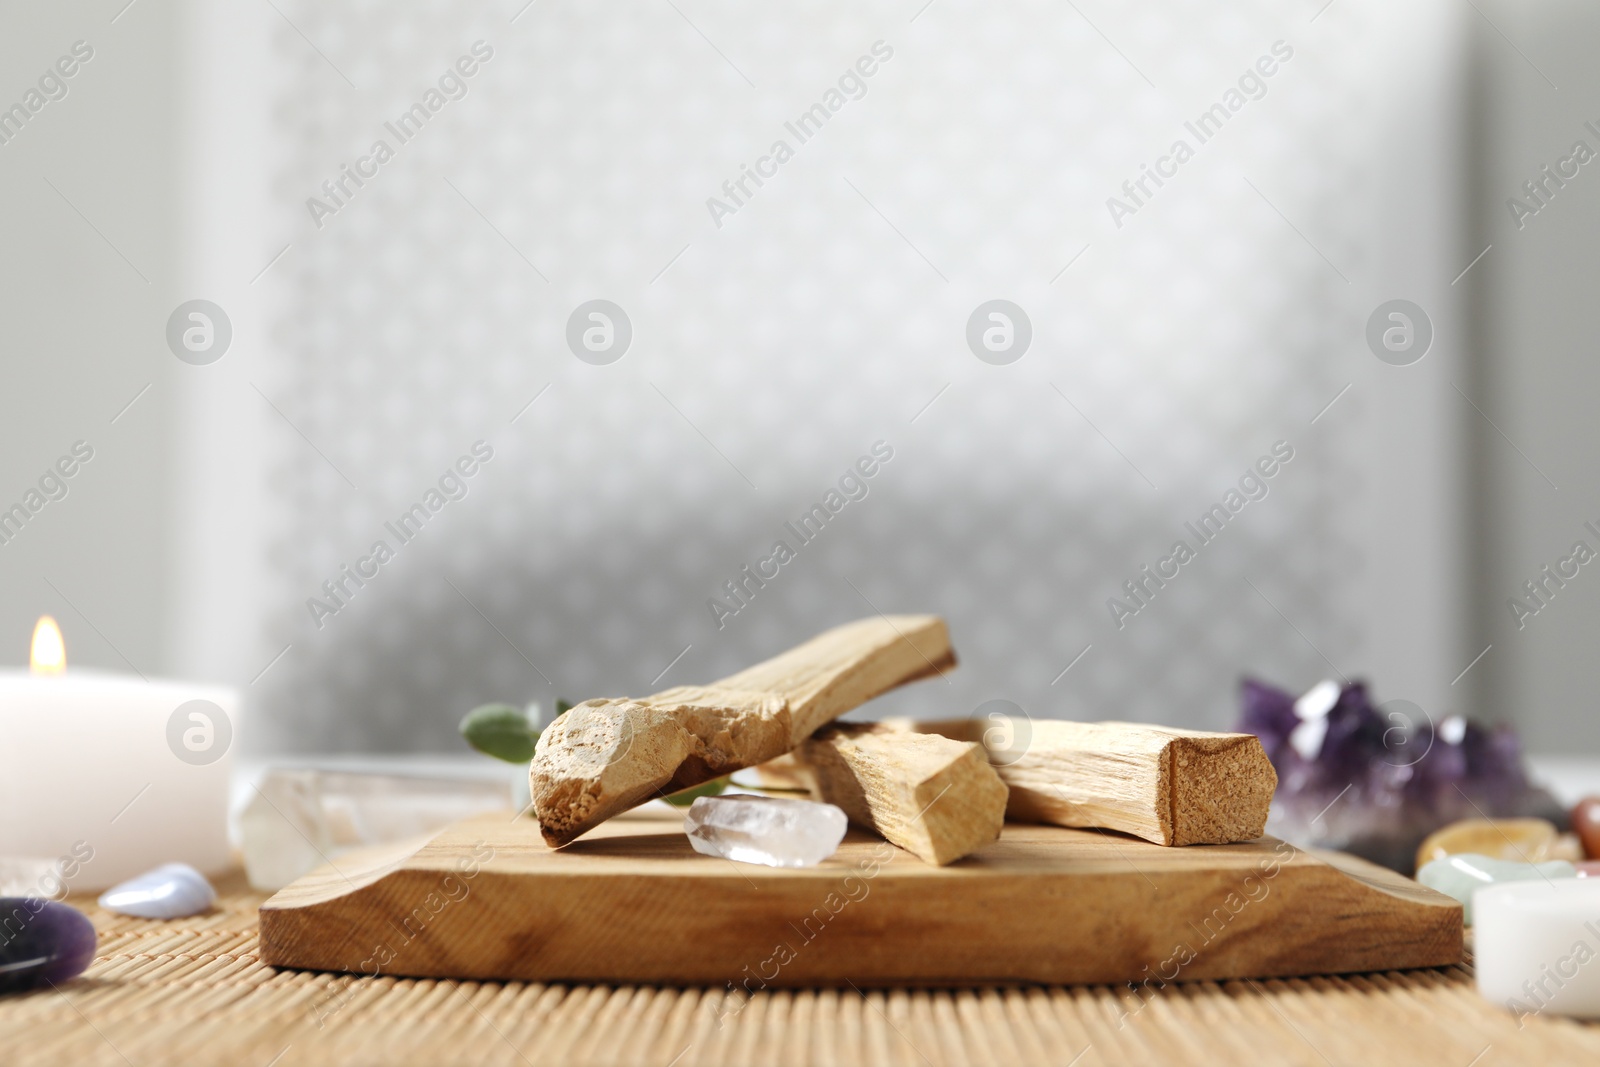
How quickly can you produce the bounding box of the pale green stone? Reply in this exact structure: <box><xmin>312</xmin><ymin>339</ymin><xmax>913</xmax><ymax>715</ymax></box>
<box><xmin>1416</xmin><ymin>853</ymin><xmax>1577</xmax><ymax>923</ymax></box>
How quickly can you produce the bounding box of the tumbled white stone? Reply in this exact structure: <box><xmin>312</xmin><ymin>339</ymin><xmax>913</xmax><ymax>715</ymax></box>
<box><xmin>1477</xmin><ymin>879</ymin><xmax>1600</xmax><ymax>1017</ymax></box>
<box><xmin>684</xmin><ymin>795</ymin><xmax>848</xmax><ymax>868</ymax></box>
<box><xmin>98</xmin><ymin>863</ymin><xmax>217</xmax><ymax>919</ymax></box>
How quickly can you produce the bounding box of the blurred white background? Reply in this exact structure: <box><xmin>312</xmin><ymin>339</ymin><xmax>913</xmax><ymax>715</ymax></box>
<box><xmin>1</xmin><ymin>0</ymin><xmax>1588</xmax><ymax>757</ymax></box>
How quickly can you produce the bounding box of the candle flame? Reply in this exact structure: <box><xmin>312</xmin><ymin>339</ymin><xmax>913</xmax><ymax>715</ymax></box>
<box><xmin>30</xmin><ymin>615</ymin><xmax>65</xmax><ymax>674</ymax></box>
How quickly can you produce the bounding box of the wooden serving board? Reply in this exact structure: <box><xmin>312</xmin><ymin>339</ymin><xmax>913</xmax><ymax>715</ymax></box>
<box><xmin>259</xmin><ymin>813</ymin><xmax>1462</xmax><ymax>987</ymax></box>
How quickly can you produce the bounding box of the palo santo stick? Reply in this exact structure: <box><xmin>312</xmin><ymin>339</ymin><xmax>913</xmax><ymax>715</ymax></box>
<box><xmin>798</xmin><ymin>724</ymin><xmax>1007</xmax><ymax>866</ymax></box>
<box><xmin>531</xmin><ymin>616</ymin><xmax>954</xmax><ymax>846</ymax></box>
<box><xmin>916</xmin><ymin>719</ymin><xmax>1275</xmax><ymax>846</ymax></box>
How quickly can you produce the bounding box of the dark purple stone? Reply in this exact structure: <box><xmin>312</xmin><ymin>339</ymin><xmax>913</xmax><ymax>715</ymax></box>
<box><xmin>1237</xmin><ymin>677</ymin><xmax>1565</xmax><ymax>872</ymax></box>
<box><xmin>0</xmin><ymin>898</ymin><xmax>96</xmax><ymax>993</ymax></box>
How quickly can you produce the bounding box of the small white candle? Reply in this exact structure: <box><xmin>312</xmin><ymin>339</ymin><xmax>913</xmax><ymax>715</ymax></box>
<box><xmin>0</xmin><ymin>617</ymin><xmax>238</xmax><ymax>892</ymax></box>
<box><xmin>1476</xmin><ymin>878</ymin><xmax>1600</xmax><ymax>1021</ymax></box>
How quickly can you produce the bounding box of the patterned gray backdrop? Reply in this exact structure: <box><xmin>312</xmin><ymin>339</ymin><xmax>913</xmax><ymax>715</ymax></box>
<box><xmin>242</xmin><ymin>0</ymin><xmax>1452</xmax><ymax>753</ymax></box>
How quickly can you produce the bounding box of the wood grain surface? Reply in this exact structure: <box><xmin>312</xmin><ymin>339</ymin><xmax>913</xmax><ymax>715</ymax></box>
<box><xmin>799</xmin><ymin>724</ymin><xmax>1007</xmax><ymax>865</ymax></box>
<box><xmin>260</xmin><ymin>813</ymin><xmax>1461</xmax><ymax>987</ymax></box>
<box><xmin>919</xmin><ymin>719</ymin><xmax>1277</xmax><ymax>845</ymax></box>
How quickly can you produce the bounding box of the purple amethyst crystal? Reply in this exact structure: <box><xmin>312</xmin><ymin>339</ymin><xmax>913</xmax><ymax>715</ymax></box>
<box><xmin>1237</xmin><ymin>678</ymin><xmax>1564</xmax><ymax>872</ymax></box>
<box><xmin>1239</xmin><ymin>679</ymin><xmax>1298</xmax><ymax>764</ymax></box>
<box><xmin>0</xmin><ymin>898</ymin><xmax>96</xmax><ymax>993</ymax></box>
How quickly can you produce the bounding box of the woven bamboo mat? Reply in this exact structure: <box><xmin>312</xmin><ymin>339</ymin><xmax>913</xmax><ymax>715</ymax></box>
<box><xmin>3</xmin><ymin>872</ymin><xmax>1598</xmax><ymax>1067</ymax></box>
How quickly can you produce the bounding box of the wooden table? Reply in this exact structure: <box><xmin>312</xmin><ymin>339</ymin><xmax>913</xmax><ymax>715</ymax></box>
<box><xmin>4</xmin><ymin>871</ymin><xmax>1599</xmax><ymax>1066</ymax></box>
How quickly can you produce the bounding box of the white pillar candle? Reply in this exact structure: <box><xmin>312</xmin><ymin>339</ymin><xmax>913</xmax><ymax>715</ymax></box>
<box><xmin>0</xmin><ymin>618</ymin><xmax>238</xmax><ymax>892</ymax></box>
<box><xmin>1476</xmin><ymin>879</ymin><xmax>1600</xmax><ymax>1021</ymax></box>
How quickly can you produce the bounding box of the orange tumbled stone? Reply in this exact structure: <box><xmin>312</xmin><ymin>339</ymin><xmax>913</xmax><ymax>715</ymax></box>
<box><xmin>1571</xmin><ymin>796</ymin><xmax>1600</xmax><ymax>859</ymax></box>
<box><xmin>1413</xmin><ymin>817</ymin><xmax>1583</xmax><ymax>874</ymax></box>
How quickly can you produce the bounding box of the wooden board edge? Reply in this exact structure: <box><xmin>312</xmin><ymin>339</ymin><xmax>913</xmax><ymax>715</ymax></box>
<box><xmin>261</xmin><ymin>831</ymin><xmax>449</xmax><ymax>909</ymax></box>
<box><xmin>258</xmin><ymin>828</ymin><xmax>1466</xmax><ymax>985</ymax></box>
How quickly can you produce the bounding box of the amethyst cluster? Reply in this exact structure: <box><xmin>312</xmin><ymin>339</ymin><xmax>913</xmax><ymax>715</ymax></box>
<box><xmin>1238</xmin><ymin>678</ymin><xmax>1564</xmax><ymax>872</ymax></box>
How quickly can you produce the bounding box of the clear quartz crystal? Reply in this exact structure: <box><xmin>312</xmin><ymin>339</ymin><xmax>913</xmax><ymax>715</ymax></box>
<box><xmin>0</xmin><ymin>857</ymin><xmax>60</xmax><ymax>897</ymax></box>
<box><xmin>238</xmin><ymin>770</ymin><xmax>512</xmax><ymax>891</ymax></box>
<box><xmin>684</xmin><ymin>795</ymin><xmax>848</xmax><ymax>868</ymax></box>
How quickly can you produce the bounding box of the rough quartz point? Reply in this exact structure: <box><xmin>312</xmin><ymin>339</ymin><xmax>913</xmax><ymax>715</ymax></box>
<box><xmin>0</xmin><ymin>898</ymin><xmax>96</xmax><ymax>992</ymax></box>
<box><xmin>239</xmin><ymin>770</ymin><xmax>513</xmax><ymax>891</ymax></box>
<box><xmin>684</xmin><ymin>795</ymin><xmax>847</xmax><ymax>868</ymax></box>
<box><xmin>1238</xmin><ymin>677</ymin><xmax>1565</xmax><ymax>872</ymax></box>
<box><xmin>0</xmin><ymin>858</ymin><xmax>60</xmax><ymax>898</ymax></box>
<box><xmin>1416</xmin><ymin>853</ymin><xmax>1576</xmax><ymax>924</ymax></box>
<box><xmin>98</xmin><ymin>863</ymin><xmax>216</xmax><ymax>919</ymax></box>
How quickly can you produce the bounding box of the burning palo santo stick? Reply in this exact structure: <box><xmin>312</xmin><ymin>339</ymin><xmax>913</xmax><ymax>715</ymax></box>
<box><xmin>530</xmin><ymin>616</ymin><xmax>954</xmax><ymax>847</ymax></box>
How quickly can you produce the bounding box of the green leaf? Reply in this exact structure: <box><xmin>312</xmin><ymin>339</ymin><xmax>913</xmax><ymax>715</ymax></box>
<box><xmin>662</xmin><ymin>777</ymin><xmax>729</xmax><ymax>807</ymax></box>
<box><xmin>554</xmin><ymin>699</ymin><xmax>573</xmax><ymax>718</ymax></box>
<box><xmin>459</xmin><ymin>703</ymin><xmax>539</xmax><ymax>763</ymax></box>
